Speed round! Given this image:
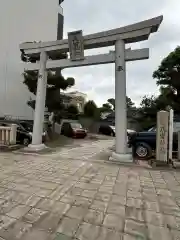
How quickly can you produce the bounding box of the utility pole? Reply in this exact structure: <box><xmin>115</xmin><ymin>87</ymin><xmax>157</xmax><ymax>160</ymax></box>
<box><xmin>57</xmin><ymin>0</ymin><xmax>64</xmax><ymax>40</ymax></box>
<box><xmin>49</xmin><ymin>0</ymin><xmax>65</xmax><ymax>131</ymax></box>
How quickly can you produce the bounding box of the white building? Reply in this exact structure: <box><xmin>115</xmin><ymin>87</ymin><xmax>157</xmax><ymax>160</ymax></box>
<box><xmin>0</xmin><ymin>0</ymin><xmax>63</xmax><ymax>120</ymax></box>
<box><xmin>61</xmin><ymin>91</ymin><xmax>87</xmax><ymax>113</ymax></box>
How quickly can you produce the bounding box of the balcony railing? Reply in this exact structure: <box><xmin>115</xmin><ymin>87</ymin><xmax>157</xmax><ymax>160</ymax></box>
<box><xmin>0</xmin><ymin>124</ymin><xmax>17</xmax><ymax>146</ymax></box>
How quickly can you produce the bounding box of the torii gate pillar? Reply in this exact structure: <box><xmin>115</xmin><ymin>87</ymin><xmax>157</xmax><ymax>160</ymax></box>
<box><xmin>29</xmin><ymin>51</ymin><xmax>48</xmax><ymax>151</ymax></box>
<box><xmin>110</xmin><ymin>39</ymin><xmax>132</xmax><ymax>162</ymax></box>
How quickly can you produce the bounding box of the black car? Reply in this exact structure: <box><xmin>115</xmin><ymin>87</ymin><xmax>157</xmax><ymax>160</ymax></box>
<box><xmin>99</xmin><ymin>125</ymin><xmax>115</xmax><ymax>136</ymax></box>
<box><xmin>61</xmin><ymin>121</ymin><xmax>87</xmax><ymax>138</ymax></box>
<box><xmin>128</xmin><ymin>129</ymin><xmax>178</xmax><ymax>160</ymax></box>
<box><xmin>99</xmin><ymin>125</ymin><xmax>135</xmax><ymax>138</ymax></box>
<box><xmin>0</xmin><ymin>120</ymin><xmax>46</xmax><ymax>146</ymax></box>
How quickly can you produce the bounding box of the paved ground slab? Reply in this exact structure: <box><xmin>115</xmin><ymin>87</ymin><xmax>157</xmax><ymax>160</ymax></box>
<box><xmin>0</xmin><ymin>139</ymin><xmax>179</xmax><ymax>239</ymax></box>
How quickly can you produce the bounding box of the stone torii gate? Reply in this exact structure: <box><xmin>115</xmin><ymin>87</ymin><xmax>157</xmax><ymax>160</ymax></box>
<box><xmin>20</xmin><ymin>15</ymin><xmax>163</xmax><ymax>162</ymax></box>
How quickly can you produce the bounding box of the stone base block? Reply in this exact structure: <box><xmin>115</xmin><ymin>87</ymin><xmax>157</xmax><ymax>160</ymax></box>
<box><xmin>25</xmin><ymin>144</ymin><xmax>47</xmax><ymax>152</ymax></box>
<box><xmin>109</xmin><ymin>152</ymin><xmax>133</xmax><ymax>163</ymax></box>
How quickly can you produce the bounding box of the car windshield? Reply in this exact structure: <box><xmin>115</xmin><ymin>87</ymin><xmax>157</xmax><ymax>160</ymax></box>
<box><xmin>20</xmin><ymin>122</ymin><xmax>33</xmax><ymax>131</ymax></box>
<box><xmin>70</xmin><ymin>123</ymin><xmax>82</xmax><ymax>129</ymax></box>
<box><xmin>148</xmin><ymin>127</ymin><xmax>156</xmax><ymax>132</ymax></box>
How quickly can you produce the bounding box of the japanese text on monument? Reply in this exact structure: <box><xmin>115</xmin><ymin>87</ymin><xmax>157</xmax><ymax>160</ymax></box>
<box><xmin>68</xmin><ymin>30</ymin><xmax>84</xmax><ymax>61</ymax></box>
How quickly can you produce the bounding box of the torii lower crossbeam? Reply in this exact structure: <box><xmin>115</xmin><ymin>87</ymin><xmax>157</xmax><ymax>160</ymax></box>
<box><xmin>24</xmin><ymin>48</ymin><xmax>149</xmax><ymax>71</ymax></box>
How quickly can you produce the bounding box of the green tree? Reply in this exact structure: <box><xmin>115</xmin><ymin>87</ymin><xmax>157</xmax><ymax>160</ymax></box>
<box><xmin>153</xmin><ymin>46</ymin><xmax>180</xmax><ymax>113</ymax></box>
<box><xmin>65</xmin><ymin>105</ymin><xmax>79</xmax><ymax>120</ymax></box>
<box><xmin>84</xmin><ymin>100</ymin><xmax>98</xmax><ymax>118</ymax></box>
<box><xmin>136</xmin><ymin>95</ymin><xmax>158</xmax><ymax>130</ymax></box>
<box><xmin>137</xmin><ymin>46</ymin><xmax>180</xmax><ymax>130</ymax></box>
<box><xmin>101</xmin><ymin>103</ymin><xmax>113</xmax><ymax>112</ymax></box>
<box><xmin>126</xmin><ymin>96</ymin><xmax>135</xmax><ymax>110</ymax></box>
<box><xmin>67</xmin><ymin>105</ymin><xmax>79</xmax><ymax>115</ymax></box>
<box><xmin>107</xmin><ymin>98</ymin><xmax>115</xmax><ymax>110</ymax></box>
<box><xmin>21</xmin><ymin>48</ymin><xmax>75</xmax><ymax>114</ymax></box>
<box><xmin>155</xmin><ymin>86</ymin><xmax>173</xmax><ymax>110</ymax></box>
<box><xmin>102</xmin><ymin>97</ymin><xmax>135</xmax><ymax>112</ymax></box>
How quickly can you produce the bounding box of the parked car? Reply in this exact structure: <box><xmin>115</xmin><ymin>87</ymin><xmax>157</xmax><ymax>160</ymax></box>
<box><xmin>61</xmin><ymin>121</ymin><xmax>87</xmax><ymax>138</ymax></box>
<box><xmin>148</xmin><ymin>126</ymin><xmax>156</xmax><ymax>132</ymax></box>
<box><xmin>0</xmin><ymin>120</ymin><xmax>46</xmax><ymax>146</ymax></box>
<box><xmin>128</xmin><ymin>128</ymin><xmax>178</xmax><ymax>160</ymax></box>
<box><xmin>99</xmin><ymin>125</ymin><xmax>115</xmax><ymax>136</ymax></box>
<box><xmin>99</xmin><ymin>124</ymin><xmax>136</xmax><ymax>138</ymax></box>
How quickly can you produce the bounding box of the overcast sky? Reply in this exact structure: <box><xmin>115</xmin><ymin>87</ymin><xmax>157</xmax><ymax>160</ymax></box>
<box><xmin>61</xmin><ymin>0</ymin><xmax>180</xmax><ymax>106</ymax></box>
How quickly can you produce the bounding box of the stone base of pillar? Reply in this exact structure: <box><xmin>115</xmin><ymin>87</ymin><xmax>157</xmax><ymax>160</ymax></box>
<box><xmin>25</xmin><ymin>143</ymin><xmax>47</xmax><ymax>152</ymax></box>
<box><xmin>109</xmin><ymin>152</ymin><xmax>133</xmax><ymax>163</ymax></box>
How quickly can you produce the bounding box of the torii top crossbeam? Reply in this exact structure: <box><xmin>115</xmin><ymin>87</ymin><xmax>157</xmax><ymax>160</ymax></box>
<box><xmin>20</xmin><ymin>15</ymin><xmax>163</xmax><ymax>56</ymax></box>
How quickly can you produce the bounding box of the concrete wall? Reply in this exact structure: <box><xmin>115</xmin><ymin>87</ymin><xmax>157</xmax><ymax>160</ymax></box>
<box><xmin>0</xmin><ymin>0</ymin><xmax>59</xmax><ymax>119</ymax></box>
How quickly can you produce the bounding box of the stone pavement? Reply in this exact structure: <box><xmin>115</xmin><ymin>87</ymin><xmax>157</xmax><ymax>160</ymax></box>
<box><xmin>46</xmin><ymin>139</ymin><xmax>114</xmax><ymax>161</ymax></box>
<box><xmin>0</xmin><ymin>142</ymin><xmax>180</xmax><ymax>239</ymax></box>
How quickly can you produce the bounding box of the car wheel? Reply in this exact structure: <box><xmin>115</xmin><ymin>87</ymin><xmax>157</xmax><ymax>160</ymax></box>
<box><xmin>99</xmin><ymin>128</ymin><xmax>102</xmax><ymax>134</ymax></box>
<box><xmin>110</xmin><ymin>131</ymin><xmax>115</xmax><ymax>137</ymax></box>
<box><xmin>135</xmin><ymin>142</ymin><xmax>152</xmax><ymax>160</ymax></box>
<box><xmin>23</xmin><ymin>138</ymin><xmax>30</xmax><ymax>146</ymax></box>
